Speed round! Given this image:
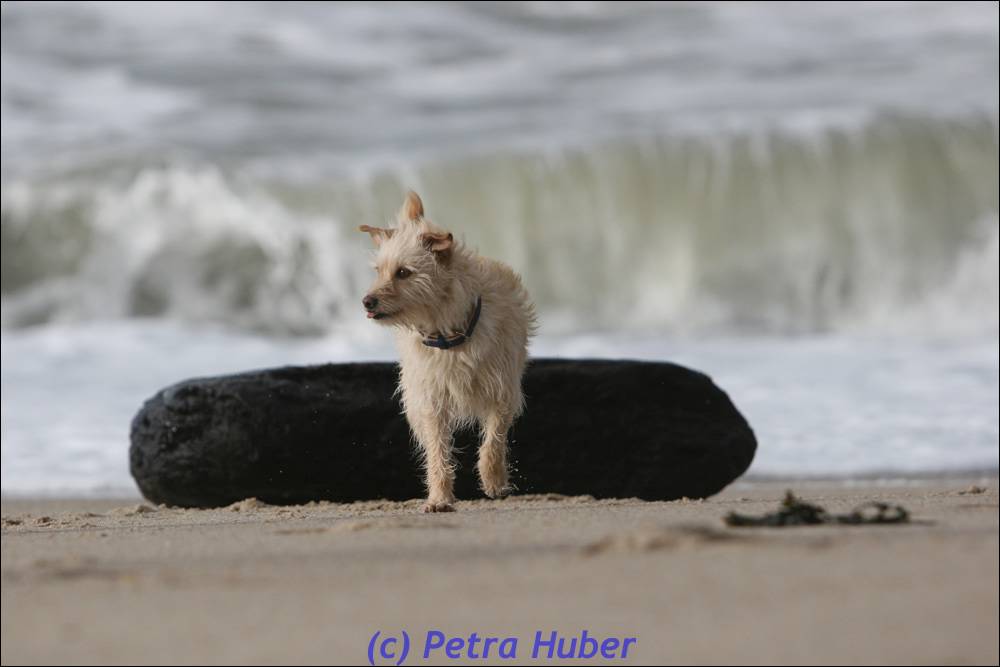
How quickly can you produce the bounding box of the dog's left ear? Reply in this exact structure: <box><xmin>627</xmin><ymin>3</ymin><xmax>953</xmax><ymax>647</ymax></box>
<box><xmin>421</xmin><ymin>231</ymin><xmax>453</xmax><ymax>259</ymax></box>
<box><xmin>398</xmin><ymin>191</ymin><xmax>424</xmax><ymax>222</ymax></box>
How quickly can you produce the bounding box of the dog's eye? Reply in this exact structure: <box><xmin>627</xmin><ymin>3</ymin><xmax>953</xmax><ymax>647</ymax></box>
<box><xmin>395</xmin><ymin>267</ymin><xmax>412</xmax><ymax>280</ymax></box>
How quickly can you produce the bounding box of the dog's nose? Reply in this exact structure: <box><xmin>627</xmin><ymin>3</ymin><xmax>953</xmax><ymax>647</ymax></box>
<box><xmin>362</xmin><ymin>295</ymin><xmax>378</xmax><ymax>311</ymax></box>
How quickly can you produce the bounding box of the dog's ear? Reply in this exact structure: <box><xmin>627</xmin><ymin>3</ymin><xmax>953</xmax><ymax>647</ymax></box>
<box><xmin>398</xmin><ymin>191</ymin><xmax>424</xmax><ymax>222</ymax></box>
<box><xmin>421</xmin><ymin>231</ymin><xmax>453</xmax><ymax>259</ymax></box>
<box><xmin>359</xmin><ymin>225</ymin><xmax>394</xmax><ymax>247</ymax></box>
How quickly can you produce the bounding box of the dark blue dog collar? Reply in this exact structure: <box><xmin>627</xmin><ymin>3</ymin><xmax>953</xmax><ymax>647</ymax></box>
<box><xmin>422</xmin><ymin>296</ymin><xmax>482</xmax><ymax>350</ymax></box>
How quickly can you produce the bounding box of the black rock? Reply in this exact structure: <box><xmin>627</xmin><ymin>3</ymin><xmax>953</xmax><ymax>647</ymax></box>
<box><xmin>129</xmin><ymin>359</ymin><xmax>756</xmax><ymax>508</ymax></box>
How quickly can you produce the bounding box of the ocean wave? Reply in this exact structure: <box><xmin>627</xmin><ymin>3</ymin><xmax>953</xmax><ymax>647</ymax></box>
<box><xmin>2</xmin><ymin>114</ymin><xmax>997</xmax><ymax>337</ymax></box>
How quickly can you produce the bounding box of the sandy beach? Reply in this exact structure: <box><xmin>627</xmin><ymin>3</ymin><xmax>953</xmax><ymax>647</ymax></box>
<box><xmin>1</xmin><ymin>479</ymin><xmax>997</xmax><ymax>665</ymax></box>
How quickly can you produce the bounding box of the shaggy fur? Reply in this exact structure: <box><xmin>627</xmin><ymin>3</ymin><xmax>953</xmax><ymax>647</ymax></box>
<box><xmin>360</xmin><ymin>191</ymin><xmax>536</xmax><ymax>512</ymax></box>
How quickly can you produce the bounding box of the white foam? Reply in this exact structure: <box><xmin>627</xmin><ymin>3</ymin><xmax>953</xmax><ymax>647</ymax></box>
<box><xmin>2</xmin><ymin>115</ymin><xmax>998</xmax><ymax>338</ymax></box>
<box><xmin>2</xmin><ymin>1</ymin><xmax>997</xmax><ymax>171</ymax></box>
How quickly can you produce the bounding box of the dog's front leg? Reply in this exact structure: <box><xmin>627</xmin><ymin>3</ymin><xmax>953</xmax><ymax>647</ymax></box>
<box><xmin>410</xmin><ymin>408</ymin><xmax>457</xmax><ymax>512</ymax></box>
<box><xmin>478</xmin><ymin>410</ymin><xmax>513</xmax><ymax>499</ymax></box>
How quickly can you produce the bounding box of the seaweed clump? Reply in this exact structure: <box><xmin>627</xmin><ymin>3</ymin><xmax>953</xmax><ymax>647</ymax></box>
<box><xmin>725</xmin><ymin>491</ymin><xmax>910</xmax><ymax>527</ymax></box>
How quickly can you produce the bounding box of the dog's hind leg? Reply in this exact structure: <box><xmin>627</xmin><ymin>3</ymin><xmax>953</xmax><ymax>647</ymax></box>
<box><xmin>411</xmin><ymin>410</ymin><xmax>458</xmax><ymax>513</ymax></box>
<box><xmin>477</xmin><ymin>410</ymin><xmax>513</xmax><ymax>499</ymax></box>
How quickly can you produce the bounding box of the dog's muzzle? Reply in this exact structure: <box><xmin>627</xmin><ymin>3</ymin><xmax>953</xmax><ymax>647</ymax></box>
<box><xmin>363</xmin><ymin>295</ymin><xmax>387</xmax><ymax>319</ymax></box>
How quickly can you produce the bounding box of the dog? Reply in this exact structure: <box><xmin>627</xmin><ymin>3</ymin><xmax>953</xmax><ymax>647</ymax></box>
<box><xmin>360</xmin><ymin>191</ymin><xmax>536</xmax><ymax>512</ymax></box>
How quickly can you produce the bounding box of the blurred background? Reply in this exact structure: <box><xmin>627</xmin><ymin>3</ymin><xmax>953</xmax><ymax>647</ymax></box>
<box><xmin>1</xmin><ymin>1</ymin><xmax>997</xmax><ymax>495</ymax></box>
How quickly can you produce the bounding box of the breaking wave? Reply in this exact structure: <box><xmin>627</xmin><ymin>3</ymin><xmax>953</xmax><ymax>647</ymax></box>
<box><xmin>2</xmin><ymin>113</ymin><xmax>997</xmax><ymax>337</ymax></box>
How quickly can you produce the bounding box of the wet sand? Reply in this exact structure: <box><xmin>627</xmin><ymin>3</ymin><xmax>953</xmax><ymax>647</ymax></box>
<box><xmin>2</xmin><ymin>479</ymin><xmax>997</xmax><ymax>665</ymax></box>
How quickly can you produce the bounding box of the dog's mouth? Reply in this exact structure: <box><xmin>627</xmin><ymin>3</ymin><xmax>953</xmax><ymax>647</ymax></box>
<box><xmin>367</xmin><ymin>310</ymin><xmax>393</xmax><ymax>320</ymax></box>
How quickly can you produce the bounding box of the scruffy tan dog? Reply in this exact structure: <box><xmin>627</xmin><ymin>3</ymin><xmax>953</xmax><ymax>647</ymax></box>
<box><xmin>360</xmin><ymin>192</ymin><xmax>536</xmax><ymax>512</ymax></box>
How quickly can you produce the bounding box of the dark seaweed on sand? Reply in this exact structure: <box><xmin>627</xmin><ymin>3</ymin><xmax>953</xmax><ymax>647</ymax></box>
<box><xmin>725</xmin><ymin>491</ymin><xmax>910</xmax><ymax>527</ymax></box>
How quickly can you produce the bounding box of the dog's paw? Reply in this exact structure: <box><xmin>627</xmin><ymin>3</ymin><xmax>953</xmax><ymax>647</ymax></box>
<box><xmin>481</xmin><ymin>479</ymin><xmax>512</xmax><ymax>500</ymax></box>
<box><xmin>479</xmin><ymin>468</ymin><xmax>511</xmax><ymax>499</ymax></box>
<box><xmin>422</xmin><ymin>500</ymin><xmax>456</xmax><ymax>513</ymax></box>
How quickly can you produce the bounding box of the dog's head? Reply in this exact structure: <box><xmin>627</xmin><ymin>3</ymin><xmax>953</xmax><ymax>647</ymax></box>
<box><xmin>359</xmin><ymin>191</ymin><xmax>455</xmax><ymax>328</ymax></box>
